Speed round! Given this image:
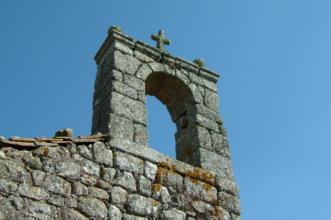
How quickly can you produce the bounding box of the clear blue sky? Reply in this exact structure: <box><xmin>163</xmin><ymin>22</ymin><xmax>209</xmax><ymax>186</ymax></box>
<box><xmin>1</xmin><ymin>1</ymin><xmax>330</xmax><ymax>219</ymax></box>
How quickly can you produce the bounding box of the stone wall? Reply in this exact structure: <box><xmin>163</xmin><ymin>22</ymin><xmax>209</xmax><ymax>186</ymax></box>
<box><xmin>92</xmin><ymin>27</ymin><xmax>234</xmax><ymax>180</ymax></box>
<box><xmin>0</xmin><ymin>136</ymin><xmax>240</xmax><ymax>219</ymax></box>
<box><xmin>0</xmin><ymin>27</ymin><xmax>241</xmax><ymax>220</ymax></box>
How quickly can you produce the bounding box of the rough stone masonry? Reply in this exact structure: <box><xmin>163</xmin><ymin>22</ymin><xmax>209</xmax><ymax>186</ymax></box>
<box><xmin>0</xmin><ymin>27</ymin><xmax>241</xmax><ymax>220</ymax></box>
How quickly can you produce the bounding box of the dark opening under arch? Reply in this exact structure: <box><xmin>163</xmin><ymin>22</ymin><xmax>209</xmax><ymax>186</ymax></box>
<box><xmin>145</xmin><ymin>72</ymin><xmax>198</xmax><ymax>165</ymax></box>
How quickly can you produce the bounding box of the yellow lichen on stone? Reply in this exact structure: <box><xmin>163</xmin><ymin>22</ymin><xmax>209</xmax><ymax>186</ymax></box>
<box><xmin>185</xmin><ymin>167</ymin><xmax>215</xmax><ymax>185</ymax></box>
<box><xmin>152</xmin><ymin>183</ymin><xmax>162</xmax><ymax>192</ymax></box>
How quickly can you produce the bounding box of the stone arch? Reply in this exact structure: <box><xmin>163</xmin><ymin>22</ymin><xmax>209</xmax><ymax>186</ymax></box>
<box><xmin>145</xmin><ymin>71</ymin><xmax>200</xmax><ymax>165</ymax></box>
<box><xmin>92</xmin><ymin>28</ymin><xmax>234</xmax><ymax>177</ymax></box>
<box><xmin>145</xmin><ymin>72</ymin><xmax>194</xmax><ymax>124</ymax></box>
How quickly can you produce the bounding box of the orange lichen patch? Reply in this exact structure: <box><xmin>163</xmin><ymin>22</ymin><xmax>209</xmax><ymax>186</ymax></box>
<box><xmin>214</xmin><ymin>206</ymin><xmax>225</xmax><ymax>218</ymax></box>
<box><xmin>157</xmin><ymin>159</ymin><xmax>176</xmax><ymax>171</ymax></box>
<box><xmin>155</xmin><ymin>167</ymin><xmax>169</xmax><ymax>183</ymax></box>
<box><xmin>185</xmin><ymin>168</ymin><xmax>215</xmax><ymax>185</ymax></box>
<box><xmin>187</xmin><ymin>176</ymin><xmax>199</xmax><ymax>184</ymax></box>
<box><xmin>202</xmin><ymin>182</ymin><xmax>213</xmax><ymax>191</ymax></box>
<box><xmin>152</xmin><ymin>183</ymin><xmax>162</xmax><ymax>192</ymax></box>
<box><xmin>151</xmin><ymin>199</ymin><xmax>160</xmax><ymax>207</ymax></box>
<box><xmin>41</xmin><ymin>147</ymin><xmax>49</xmax><ymax>156</ymax></box>
<box><xmin>155</xmin><ymin>159</ymin><xmax>178</xmax><ymax>184</ymax></box>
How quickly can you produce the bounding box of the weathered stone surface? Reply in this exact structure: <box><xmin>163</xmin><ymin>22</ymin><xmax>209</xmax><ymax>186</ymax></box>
<box><xmin>127</xmin><ymin>194</ymin><xmax>160</xmax><ymax>216</ymax></box>
<box><xmin>56</xmin><ymin>160</ymin><xmax>81</xmax><ymax>180</ymax></box>
<box><xmin>191</xmin><ymin>200</ymin><xmax>214</xmax><ymax>215</ymax></box>
<box><xmin>194</xmin><ymin>114</ymin><xmax>219</xmax><ymax>132</ymax></box>
<box><xmin>204</xmin><ymin>88</ymin><xmax>219</xmax><ymax>112</ymax></box>
<box><xmin>138</xmin><ymin>175</ymin><xmax>152</xmax><ymax>196</ymax></box>
<box><xmin>111</xmin><ymin>69</ymin><xmax>123</xmax><ymax>82</ymax></box>
<box><xmin>34</xmin><ymin>146</ymin><xmax>70</xmax><ymax>159</ymax></box>
<box><xmin>28</xmin><ymin>200</ymin><xmax>52</xmax><ymax>219</ymax></box>
<box><xmin>101</xmin><ymin>167</ymin><xmax>116</xmax><ymax>183</ymax></box>
<box><xmin>73</xmin><ymin>182</ymin><xmax>88</xmax><ymax>196</ymax></box>
<box><xmin>92</xmin><ymin>141</ymin><xmax>113</xmax><ymax>166</ymax></box>
<box><xmin>215</xmin><ymin>176</ymin><xmax>239</xmax><ymax>196</ymax></box>
<box><xmin>215</xmin><ymin>206</ymin><xmax>231</xmax><ymax>220</ymax></box>
<box><xmin>65</xmin><ymin>198</ymin><xmax>78</xmax><ymax>208</ymax></box>
<box><xmin>110</xmin><ymin>186</ymin><xmax>127</xmax><ymax>205</ymax></box>
<box><xmin>6</xmin><ymin>195</ymin><xmax>24</xmax><ymax>210</ymax></box>
<box><xmin>0</xmin><ymin>179</ymin><xmax>17</xmax><ymax>194</ymax></box>
<box><xmin>61</xmin><ymin>208</ymin><xmax>88</xmax><ymax>220</ymax></box>
<box><xmin>198</xmin><ymin>148</ymin><xmax>233</xmax><ymax>178</ymax></box>
<box><xmin>161</xmin><ymin>208</ymin><xmax>186</xmax><ymax>220</ymax></box>
<box><xmin>19</xmin><ymin>184</ymin><xmax>49</xmax><ymax>200</ymax></box>
<box><xmin>188</xmin><ymin>83</ymin><xmax>203</xmax><ymax>103</ymax></box>
<box><xmin>0</xmin><ymin>160</ymin><xmax>30</xmax><ymax>183</ymax></box>
<box><xmin>112</xmin><ymin>80</ymin><xmax>138</xmax><ymax>99</ymax></box>
<box><xmin>108</xmin><ymin>204</ymin><xmax>122</xmax><ymax>220</ymax></box>
<box><xmin>133</xmin><ymin>123</ymin><xmax>148</xmax><ymax>145</ymax></box>
<box><xmin>123</xmin><ymin>74</ymin><xmax>145</xmax><ymax>90</ymax></box>
<box><xmin>0</xmin><ymin>150</ymin><xmax>7</xmax><ymax>159</ymax></box>
<box><xmin>134</xmin><ymin>49</ymin><xmax>154</xmax><ymax>63</ymax></box>
<box><xmin>110</xmin><ymin>92</ymin><xmax>146</xmax><ymax>125</ymax></box>
<box><xmin>135</xmin><ymin>63</ymin><xmax>152</xmax><ymax>80</ymax></box>
<box><xmin>48</xmin><ymin>194</ymin><xmax>64</xmax><ymax>206</ymax></box>
<box><xmin>210</xmin><ymin>132</ymin><xmax>231</xmax><ymax>157</ymax></box>
<box><xmin>42</xmin><ymin>175</ymin><xmax>71</xmax><ymax>196</ymax></box>
<box><xmin>22</xmin><ymin>152</ymin><xmax>43</xmax><ymax>170</ymax></box>
<box><xmin>123</xmin><ymin>214</ymin><xmax>148</xmax><ymax>220</ymax></box>
<box><xmin>114</xmin><ymin>151</ymin><xmax>144</xmax><ymax>174</ymax></box>
<box><xmin>0</xmin><ymin>29</ymin><xmax>241</xmax><ymax>220</ymax></box>
<box><xmin>112</xmin><ymin>41</ymin><xmax>133</xmax><ymax>55</ymax></box>
<box><xmin>77</xmin><ymin>145</ymin><xmax>93</xmax><ymax>160</ymax></box>
<box><xmin>54</xmin><ymin>128</ymin><xmax>73</xmax><ymax>137</ymax></box>
<box><xmin>156</xmin><ymin>168</ymin><xmax>183</xmax><ymax>191</ymax></box>
<box><xmin>153</xmin><ymin>185</ymin><xmax>171</xmax><ymax>203</ymax></box>
<box><xmin>0</xmin><ymin>197</ymin><xmax>24</xmax><ymax>220</ymax></box>
<box><xmin>82</xmin><ymin>159</ymin><xmax>100</xmax><ymax>177</ymax></box>
<box><xmin>195</xmin><ymin>125</ymin><xmax>212</xmax><ymax>150</ymax></box>
<box><xmin>88</xmin><ymin>186</ymin><xmax>109</xmax><ymax>200</ymax></box>
<box><xmin>218</xmin><ymin>192</ymin><xmax>241</xmax><ymax>215</ymax></box>
<box><xmin>184</xmin><ymin>178</ymin><xmax>217</xmax><ymax>204</ymax></box>
<box><xmin>113</xmin><ymin>171</ymin><xmax>136</xmax><ymax>191</ymax></box>
<box><xmin>113</xmin><ymin>50</ymin><xmax>140</xmax><ymax>75</ymax></box>
<box><xmin>80</xmin><ymin>174</ymin><xmax>98</xmax><ymax>186</ymax></box>
<box><xmin>144</xmin><ymin>161</ymin><xmax>158</xmax><ymax>181</ymax></box>
<box><xmin>32</xmin><ymin>170</ymin><xmax>46</xmax><ymax>186</ymax></box>
<box><xmin>78</xmin><ymin>197</ymin><xmax>107</xmax><ymax>219</ymax></box>
<box><xmin>109</xmin><ymin>113</ymin><xmax>134</xmax><ymax>141</ymax></box>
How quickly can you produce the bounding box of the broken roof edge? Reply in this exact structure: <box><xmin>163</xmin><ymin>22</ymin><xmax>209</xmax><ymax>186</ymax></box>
<box><xmin>0</xmin><ymin>134</ymin><xmax>108</xmax><ymax>149</ymax></box>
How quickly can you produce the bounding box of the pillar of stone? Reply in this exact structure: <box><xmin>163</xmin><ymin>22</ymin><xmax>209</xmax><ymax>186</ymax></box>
<box><xmin>92</xmin><ymin>26</ymin><xmax>234</xmax><ymax>179</ymax></box>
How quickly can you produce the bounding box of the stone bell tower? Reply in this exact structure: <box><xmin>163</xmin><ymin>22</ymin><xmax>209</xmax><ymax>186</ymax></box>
<box><xmin>92</xmin><ymin>26</ymin><xmax>235</xmax><ymax>179</ymax></box>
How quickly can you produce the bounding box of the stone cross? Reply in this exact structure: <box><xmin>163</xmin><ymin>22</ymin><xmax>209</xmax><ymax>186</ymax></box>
<box><xmin>151</xmin><ymin>30</ymin><xmax>170</xmax><ymax>52</ymax></box>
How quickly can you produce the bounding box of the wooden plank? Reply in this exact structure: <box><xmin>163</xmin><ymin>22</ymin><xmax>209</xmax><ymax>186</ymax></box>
<box><xmin>0</xmin><ymin>139</ymin><xmax>35</xmax><ymax>148</ymax></box>
<box><xmin>74</xmin><ymin>139</ymin><xmax>98</xmax><ymax>144</ymax></box>
<box><xmin>78</xmin><ymin>135</ymin><xmax>107</xmax><ymax>139</ymax></box>
<box><xmin>9</xmin><ymin>137</ymin><xmax>36</xmax><ymax>142</ymax></box>
<box><xmin>35</xmin><ymin>137</ymin><xmax>60</xmax><ymax>142</ymax></box>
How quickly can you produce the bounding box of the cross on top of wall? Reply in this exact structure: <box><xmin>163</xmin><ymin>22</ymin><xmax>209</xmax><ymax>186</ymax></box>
<box><xmin>151</xmin><ymin>30</ymin><xmax>170</xmax><ymax>52</ymax></box>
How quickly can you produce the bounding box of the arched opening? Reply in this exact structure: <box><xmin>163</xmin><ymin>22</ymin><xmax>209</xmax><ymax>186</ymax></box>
<box><xmin>145</xmin><ymin>72</ymin><xmax>197</xmax><ymax>164</ymax></box>
<box><xmin>146</xmin><ymin>95</ymin><xmax>176</xmax><ymax>158</ymax></box>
